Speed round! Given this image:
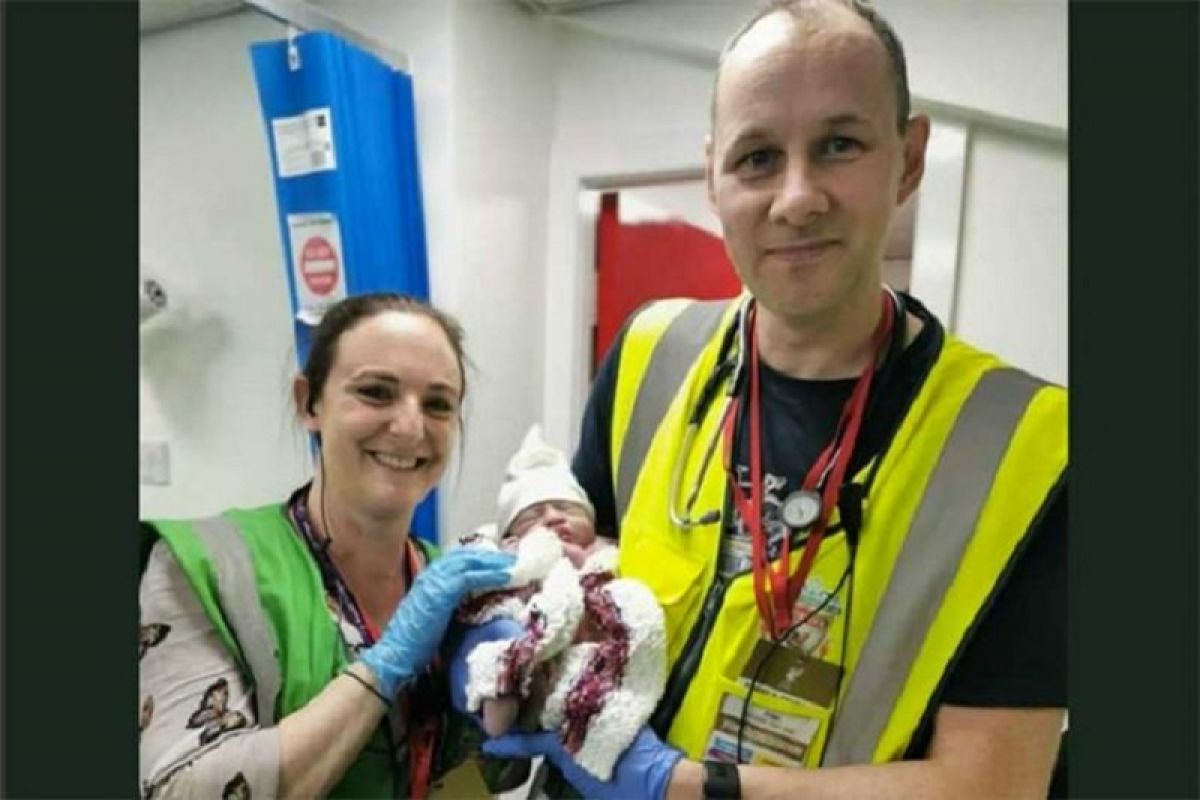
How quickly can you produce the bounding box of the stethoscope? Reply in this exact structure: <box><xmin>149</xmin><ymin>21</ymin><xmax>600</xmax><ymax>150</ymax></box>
<box><xmin>667</xmin><ymin>286</ymin><xmax>906</xmax><ymax>534</ymax></box>
<box><xmin>667</xmin><ymin>295</ymin><xmax>751</xmax><ymax>529</ymax></box>
<box><xmin>668</xmin><ymin>287</ymin><xmax>905</xmax><ymax>637</ymax></box>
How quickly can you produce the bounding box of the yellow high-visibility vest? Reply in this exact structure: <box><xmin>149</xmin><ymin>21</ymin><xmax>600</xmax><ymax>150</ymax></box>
<box><xmin>610</xmin><ymin>298</ymin><xmax>1066</xmax><ymax>766</ymax></box>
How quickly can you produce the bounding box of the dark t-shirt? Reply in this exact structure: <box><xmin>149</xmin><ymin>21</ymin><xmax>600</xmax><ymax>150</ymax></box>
<box><xmin>571</xmin><ymin>293</ymin><xmax>1066</xmax><ymax>760</ymax></box>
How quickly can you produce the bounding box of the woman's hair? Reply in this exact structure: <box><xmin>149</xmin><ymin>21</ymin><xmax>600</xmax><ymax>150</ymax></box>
<box><xmin>300</xmin><ymin>293</ymin><xmax>468</xmax><ymax>415</ymax></box>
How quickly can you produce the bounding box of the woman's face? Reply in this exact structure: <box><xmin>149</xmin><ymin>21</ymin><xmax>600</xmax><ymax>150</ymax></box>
<box><xmin>299</xmin><ymin>311</ymin><xmax>463</xmax><ymax>524</ymax></box>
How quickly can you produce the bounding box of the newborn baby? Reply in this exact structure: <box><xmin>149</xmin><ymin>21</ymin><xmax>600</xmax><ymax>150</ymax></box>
<box><xmin>453</xmin><ymin>425</ymin><xmax>666</xmax><ymax>781</ymax></box>
<box><xmin>503</xmin><ymin>496</ymin><xmax>611</xmax><ymax>569</ymax></box>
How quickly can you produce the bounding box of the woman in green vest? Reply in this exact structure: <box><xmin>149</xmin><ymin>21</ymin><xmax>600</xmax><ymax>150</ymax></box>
<box><xmin>139</xmin><ymin>293</ymin><xmax>519</xmax><ymax>798</ymax></box>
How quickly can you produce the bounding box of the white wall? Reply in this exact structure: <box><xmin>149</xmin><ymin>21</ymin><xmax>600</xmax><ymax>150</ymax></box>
<box><xmin>444</xmin><ymin>0</ymin><xmax>556</xmax><ymax>537</ymax></box>
<box><xmin>881</xmin><ymin>0</ymin><xmax>1067</xmax><ymax>131</ymax></box>
<box><xmin>140</xmin><ymin>10</ymin><xmax>309</xmax><ymax>519</ymax></box>
<box><xmin>955</xmin><ymin>130</ymin><xmax>1068</xmax><ymax>384</ymax></box>
<box><xmin>552</xmin><ymin>0</ymin><xmax>1066</xmax><ymax>130</ymax></box>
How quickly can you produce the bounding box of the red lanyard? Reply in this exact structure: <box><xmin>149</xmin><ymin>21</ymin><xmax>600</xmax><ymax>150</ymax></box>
<box><xmin>725</xmin><ymin>293</ymin><xmax>895</xmax><ymax>639</ymax></box>
<box><xmin>349</xmin><ymin>540</ymin><xmax>439</xmax><ymax>800</ymax></box>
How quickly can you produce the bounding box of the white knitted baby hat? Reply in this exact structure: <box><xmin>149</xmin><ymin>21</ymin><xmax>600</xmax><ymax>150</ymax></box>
<box><xmin>496</xmin><ymin>424</ymin><xmax>594</xmax><ymax>534</ymax></box>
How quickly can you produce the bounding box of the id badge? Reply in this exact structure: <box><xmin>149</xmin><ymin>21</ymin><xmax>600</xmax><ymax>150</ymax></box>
<box><xmin>703</xmin><ymin>638</ymin><xmax>843</xmax><ymax>767</ymax></box>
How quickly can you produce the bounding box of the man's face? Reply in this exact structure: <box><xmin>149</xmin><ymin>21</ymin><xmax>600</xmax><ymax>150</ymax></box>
<box><xmin>707</xmin><ymin>11</ymin><xmax>927</xmax><ymax>326</ymax></box>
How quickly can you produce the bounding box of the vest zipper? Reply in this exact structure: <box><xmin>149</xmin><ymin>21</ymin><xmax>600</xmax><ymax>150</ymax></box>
<box><xmin>649</xmin><ymin>570</ymin><xmax>729</xmax><ymax>736</ymax></box>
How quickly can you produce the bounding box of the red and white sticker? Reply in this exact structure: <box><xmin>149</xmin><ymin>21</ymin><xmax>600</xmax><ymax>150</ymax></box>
<box><xmin>300</xmin><ymin>235</ymin><xmax>339</xmax><ymax>295</ymax></box>
<box><xmin>287</xmin><ymin>212</ymin><xmax>347</xmax><ymax>320</ymax></box>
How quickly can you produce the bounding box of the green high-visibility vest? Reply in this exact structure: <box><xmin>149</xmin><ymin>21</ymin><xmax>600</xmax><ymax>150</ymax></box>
<box><xmin>143</xmin><ymin>504</ymin><xmax>429</xmax><ymax>797</ymax></box>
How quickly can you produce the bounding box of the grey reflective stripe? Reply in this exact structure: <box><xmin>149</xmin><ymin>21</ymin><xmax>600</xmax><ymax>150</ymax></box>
<box><xmin>823</xmin><ymin>367</ymin><xmax>1046</xmax><ymax>765</ymax></box>
<box><xmin>616</xmin><ymin>299</ymin><xmax>732</xmax><ymax>522</ymax></box>
<box><xmin>192</xmin><ymin>515</ymin><xmax>282</xmax><ymax>725</ymax></box>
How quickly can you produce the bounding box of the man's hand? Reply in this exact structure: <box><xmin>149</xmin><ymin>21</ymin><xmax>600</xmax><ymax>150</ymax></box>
<box><xmin>484</xmin><ymin>725</ymin><xmax>684</xmax><ymax>800</ymax></box>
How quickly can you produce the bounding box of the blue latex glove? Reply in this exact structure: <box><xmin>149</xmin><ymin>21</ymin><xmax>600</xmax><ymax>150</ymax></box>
<box><xmin>483</xmin><ymin>725</ymin><xmax>684</xmax><ymax>800</ymax></box>
<box><xmin>449</xmin><ymin>617</ymin><xmax>525</xmax><ymax>718</ymax></box>
<box><xmin>359</xmin><ymin>548</ymin><xmax>516</xmax><ymax>698</ymax></box>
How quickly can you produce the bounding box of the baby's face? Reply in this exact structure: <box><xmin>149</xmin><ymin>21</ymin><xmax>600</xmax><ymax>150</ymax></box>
<box><xmin>505</xmin><ymin>500</ymin><xmax>595</xmax><ymax>551</ymax></box>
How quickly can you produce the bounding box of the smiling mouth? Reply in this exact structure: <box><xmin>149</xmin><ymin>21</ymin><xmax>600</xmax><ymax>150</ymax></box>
<box><xmin>367</xmin><ymin>451</ymin><xmax>429</xmax><ymax>472</ymax></box>
<box><xmin>765</xmin><ymin>240</ymin><xmax>838</xmax><ymax>262</ymax></box>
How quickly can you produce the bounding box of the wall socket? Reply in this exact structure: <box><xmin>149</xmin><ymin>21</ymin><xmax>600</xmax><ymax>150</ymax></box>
<box><xmin>140</xmin><ymin>441</ymin><xmax>171</xmax><ymax>486</ymax></box>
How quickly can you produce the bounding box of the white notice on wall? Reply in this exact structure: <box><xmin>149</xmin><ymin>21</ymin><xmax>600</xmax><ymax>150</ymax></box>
<box><xmin>287</xmin><ymin>212</ymin><xmax>348</xmax><ymax>322</ymax></box>
<box><xmin>271</xmin><ymin>107</ymin><xmax>337</xmax><ymax>178</ymax></box>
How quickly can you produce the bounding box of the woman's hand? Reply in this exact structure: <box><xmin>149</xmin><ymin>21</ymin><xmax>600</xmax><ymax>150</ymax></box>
<box><xmin>359</xmin><ymin>548</ymin><xmax>516</xmax><ymax>698</ymax></box>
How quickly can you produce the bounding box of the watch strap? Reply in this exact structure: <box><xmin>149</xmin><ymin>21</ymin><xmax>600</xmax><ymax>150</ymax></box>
<box><xmin>702</xmin><ymin>759</ymin><xmax>741</xmax><ymax>799</ymax></box>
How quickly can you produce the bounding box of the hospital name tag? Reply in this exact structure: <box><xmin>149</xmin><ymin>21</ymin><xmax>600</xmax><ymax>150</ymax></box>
<box><xmin>704</xmin><ymin>693</ymin><xmax>818</xmax><ymax>767</ymax></box>
<box><xmin>740</xmin><ymin>638</ymin><xmax>843</xmax><ymax>709</ymax></box>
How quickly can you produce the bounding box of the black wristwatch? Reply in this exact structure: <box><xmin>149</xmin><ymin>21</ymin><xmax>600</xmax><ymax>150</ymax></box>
<box><xmin>702</xmin><ymin>760</ymin><xmax>741</xmax><ymax>799</ymax></box>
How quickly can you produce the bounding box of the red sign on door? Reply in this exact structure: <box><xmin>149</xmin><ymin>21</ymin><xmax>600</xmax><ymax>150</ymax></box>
<box><xmin>300</xmin><ymin>235</ymin><xmax>340</xmax><ymax>296</ymax></box>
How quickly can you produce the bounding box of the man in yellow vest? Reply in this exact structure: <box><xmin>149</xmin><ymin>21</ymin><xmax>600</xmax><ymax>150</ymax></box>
<box><xmin>483</xmin><ymin>1</ymin><xmax>1066</xmax><ymax>797</ymax></box>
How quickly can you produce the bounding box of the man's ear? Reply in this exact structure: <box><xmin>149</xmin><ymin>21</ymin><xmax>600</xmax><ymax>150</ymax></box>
<box><xmin>897</xmin><ymin>114</ymin><xmax>931</xmax><ymax>205</ymax></box>
<box><xmin>293</xmin><ymin>375</ymin><xmax>319</xmax><ymax>433</ymax></box>
<box><xmin>705</xmin><ymin>135</ymin><xmax>718</xmax><ymax>213</ymax></box>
